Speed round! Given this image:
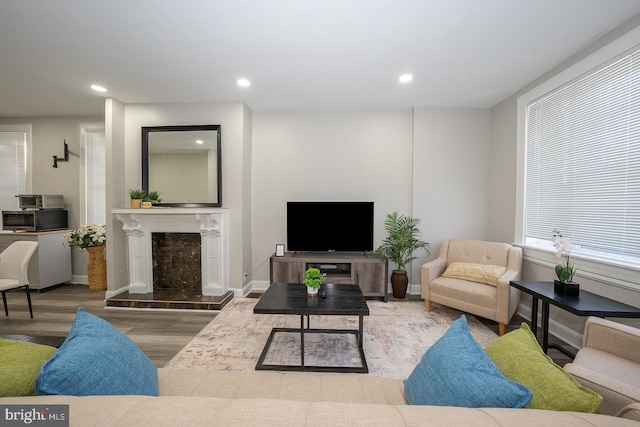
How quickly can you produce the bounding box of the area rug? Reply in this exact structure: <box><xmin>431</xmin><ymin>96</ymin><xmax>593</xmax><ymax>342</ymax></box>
<box><xmin>164</xmin><ymin>297</ymin><xmax>498</xmax><ymax>379</ymax></box>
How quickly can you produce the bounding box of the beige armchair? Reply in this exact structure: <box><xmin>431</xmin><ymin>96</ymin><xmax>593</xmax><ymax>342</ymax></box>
<box><xmin>421</xmin><ymin>239</ymin><xmax>523</xmax><ymax>336</ymax></box>
<box><xmin>564</xmin><ymin>316</ymin><xmax>640</xmax><ymax>416</ymax></box>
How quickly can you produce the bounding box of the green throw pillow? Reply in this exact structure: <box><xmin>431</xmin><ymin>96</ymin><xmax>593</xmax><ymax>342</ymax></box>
<box><xmin>485</xmin><ymin>323</ymin><xmax>602</xmax><ymax>413</ymax></box>
<box><xmin>0</xmin><ymin>338</ymin><xmax>57</xmax><ymax>397</ymax></box>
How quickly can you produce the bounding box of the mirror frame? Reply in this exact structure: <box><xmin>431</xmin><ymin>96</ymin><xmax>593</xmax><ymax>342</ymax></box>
<box><xmin>142</xmin><ymin>124</ymin><xmax>222</xmax><ymax>207</ymax></box>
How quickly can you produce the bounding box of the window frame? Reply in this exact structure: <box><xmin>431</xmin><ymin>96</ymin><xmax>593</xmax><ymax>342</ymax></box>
<box><xmin>0</xmin><ymin>124</ymin><xmax>32</xmax><ymax>212</ymax></box>
<box><xmin>515</xmin><ymin>26</ymin><xmax>640</xmax><ymax>292</ymax></box>
<box><xmin>79</xmin><ymin>122</ymin><xmax>106</xmax><ymax>225</ymax></box>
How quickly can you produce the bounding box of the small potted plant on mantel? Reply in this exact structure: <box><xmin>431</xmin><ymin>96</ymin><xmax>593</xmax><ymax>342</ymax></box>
<box><xmin>376</xmin><ymin>212</ymin><xmax>430</xmax><ymax>299</ymax></box>
<box><xmin>128</xmin><ymin>189</ymin><xmax>145</xmax><ymax>208</ymax></box>
<box><xmin>303</xmin><ymin>267</ymin><xmax>324</xmax><ymax>296</ymax></box>
<box><xmin>148</xmin><ymin>191</ymin><xmax>162</xmax><ymax>204</ymax></box>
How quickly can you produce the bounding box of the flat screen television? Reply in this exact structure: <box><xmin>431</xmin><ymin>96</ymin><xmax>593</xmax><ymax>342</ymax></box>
<box><xmin>287</xmin><ymin>201</ymin><xmax>374</xmax><ymax>252</ymax></box>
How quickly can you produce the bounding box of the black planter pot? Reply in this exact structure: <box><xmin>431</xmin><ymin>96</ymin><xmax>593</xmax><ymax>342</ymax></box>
<box><xmin>391</xmin><ymin>271</ymin><xmax>409</xmax><ymax>299</ymax></box>
<box><xmin>554</xmin><ymin>279</ymin><xmax>580</xmax><ymax>297</ymax></box>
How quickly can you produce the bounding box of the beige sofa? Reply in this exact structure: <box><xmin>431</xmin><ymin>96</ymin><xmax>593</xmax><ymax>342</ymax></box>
<box><xmin>565</xmin><ymin>316</ymin><xmax>640</xmax><ymax>416</ymax></box>
<box><xmin>3</xmin><ymin>369</ymin><xmax>640</xmax><ymax>426</ymax></box>
<box><xmin>421</xmin><ymin>239</ymin><xmax>523</xmax><ymax>336</ymax></box>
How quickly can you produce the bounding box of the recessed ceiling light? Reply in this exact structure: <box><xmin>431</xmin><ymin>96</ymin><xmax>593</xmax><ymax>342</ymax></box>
<box><xmin>91</xmin><ymin>84</ymin><xmax>107</xmax><ymax>93</ymax></box>
<box><xmin>399</xmin><ymin>74</ymin><xmax>413</xmax><ymax>84</ymax></box>
<box><xmin>195</xmin><ymin>139</ymin><xmax>204</xmax><ymax>145</ymax></box>
<box><xmin>237</xmin><ymin>78</ymin><xmax>251</xmax><ymax>87</ymax></box>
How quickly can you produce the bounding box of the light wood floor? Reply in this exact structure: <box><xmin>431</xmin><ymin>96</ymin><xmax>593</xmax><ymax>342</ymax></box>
<box><xmin>0</xmin><ymin>284</ymin><xmax>216</xmax><ymax>367</ymax></box>
<box><xmin>1</xmin><ymin>284</ymin><xmax>574</xmax><ymax>367</ymax></box>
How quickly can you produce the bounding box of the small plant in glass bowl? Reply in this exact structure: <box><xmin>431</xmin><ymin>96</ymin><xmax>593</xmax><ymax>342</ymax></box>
<box><xmin>303</xmin><ymin>267</ymin><xmax>324</xmax><ymax>296</ymax></box>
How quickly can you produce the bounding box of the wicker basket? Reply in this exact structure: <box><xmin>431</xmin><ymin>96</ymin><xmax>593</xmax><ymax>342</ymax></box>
<box><xmin>86</xmin><ymin>245</ymin><xmax>107</xmax><ymax>291</ymax></box>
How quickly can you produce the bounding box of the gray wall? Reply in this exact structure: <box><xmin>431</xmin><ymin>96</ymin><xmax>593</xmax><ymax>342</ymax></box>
<box><xmin>250</xmin><ymin>108</ymin><xmax>493</xmax><ymax>292</ymax></box>
<box><xmin>104</xmin><ymin>101</ymin><xmax>251</xmax><ymax>296</ymax></box>
<box><xmin>487</xmin><ymin>17</ymin><xmax>640</xmax><ymax>345</ymax></box>
<box><xmin>0</xmin><ymin>115</ymin><xmax>103</xmax><ymax>278</ymax></box>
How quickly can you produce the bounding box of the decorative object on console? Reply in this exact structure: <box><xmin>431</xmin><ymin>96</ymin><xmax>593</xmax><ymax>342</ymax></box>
<box><xmin>376</xmin><ymin>212</ymin><xmax>430</xmax><ymax>299</ymax></box>
<box><xmin>63</xmin><ymin>224</ymin><xmax>107</xmax><ymax>291</ymax></box>
<box><xmin>552</xmin><ymin>229</ymin><xmax>579</xmax><ymax>296</ymax></box>
<box><xmin>303</xmin><ymin>267</ymin><xmax>324</xmax><ymax>296</ymax></box>
<box><xmin>128</xmin><ymin>189</ymin><xmax>144</xmax><ymax>208</ymax></box>
<box><xmin>275</xmin><ymin>244</ymin><xmax>285</xmax><ymax>257</ymax></box>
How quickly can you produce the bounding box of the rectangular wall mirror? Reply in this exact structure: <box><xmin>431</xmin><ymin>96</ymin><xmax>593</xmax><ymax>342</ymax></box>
<box><xmin>142</xmin><ymin>124</ymin><xmax>222</xmax><ymax>207</ymax></box>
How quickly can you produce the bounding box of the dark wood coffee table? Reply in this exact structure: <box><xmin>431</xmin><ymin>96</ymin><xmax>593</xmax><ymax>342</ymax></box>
<box><xmin>253</xmin><ymin>282</ymin><xmax>370</xmax><ymax>373</ymax></box>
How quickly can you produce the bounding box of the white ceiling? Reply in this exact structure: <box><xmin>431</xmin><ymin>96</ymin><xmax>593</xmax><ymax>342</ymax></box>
<box><xmin>2</xmin><ymin>0</ymin><xmax>640</xmax><ymax>117</ymax></box>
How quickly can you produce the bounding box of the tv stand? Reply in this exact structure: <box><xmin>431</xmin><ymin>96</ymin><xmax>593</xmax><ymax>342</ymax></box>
<box><xmin>270</xmin><ymin>252</ymin><xmax>388</xmax><ymax>301</ymax></box>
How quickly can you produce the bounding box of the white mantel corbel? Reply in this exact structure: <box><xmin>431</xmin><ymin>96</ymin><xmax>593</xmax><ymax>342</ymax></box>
<box><xmin>113</xmin><ymin>208</ymin><xmax>229</xmax><ymax>296</ymax></box>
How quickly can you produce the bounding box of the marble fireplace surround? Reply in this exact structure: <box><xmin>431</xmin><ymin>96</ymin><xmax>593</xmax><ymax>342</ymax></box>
<box><xmin>112</xmin><ymin>208</ymin><xmax>229</xmax><ymax>296</ymax></box>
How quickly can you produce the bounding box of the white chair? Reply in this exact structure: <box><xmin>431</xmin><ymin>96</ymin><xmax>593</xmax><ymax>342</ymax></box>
<box><xmin>0</xmin><ymin>241</ymin><xmax>38</xmax><ymax>318</ymax></box>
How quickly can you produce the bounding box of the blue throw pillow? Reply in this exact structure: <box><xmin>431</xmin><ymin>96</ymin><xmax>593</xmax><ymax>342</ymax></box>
<box><xmin>404</xmin><ymin>315</ymin><xmax>532</xmax><ymax>408</ymax></box>
<box><xmin>36</xmin><ymin>307</ymin><xmax>158</xmax><ymax>396</ymax></box>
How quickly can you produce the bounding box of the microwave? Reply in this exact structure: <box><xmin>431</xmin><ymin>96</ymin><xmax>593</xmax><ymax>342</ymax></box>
<box><xmin>16</xmin><ymin>194</ymin><xmax>64</xmax><ymax>210</ymax></box>
<box><xmin>1</xmin><ymin>209</ymin><xmax>68</xmax><ymax>232</ymax></box>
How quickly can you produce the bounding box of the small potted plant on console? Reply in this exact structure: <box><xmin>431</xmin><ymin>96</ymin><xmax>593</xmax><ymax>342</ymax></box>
<box><xmin>303</xmin><ymin>267</ymin><xmax>324</xmax><ymax>296</ymax></box>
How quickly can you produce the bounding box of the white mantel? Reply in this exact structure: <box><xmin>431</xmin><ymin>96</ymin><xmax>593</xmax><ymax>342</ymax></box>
<box><xmin>112</xmin><ymin>208</ymin><xmax>229</xmax><ymax>296</ymax></box>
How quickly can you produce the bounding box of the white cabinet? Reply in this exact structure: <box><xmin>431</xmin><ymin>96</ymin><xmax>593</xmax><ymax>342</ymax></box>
<box><xmin>0</xmin><ymin>230</ymin><xmax>72</xmax><ymax>290</ymax></box>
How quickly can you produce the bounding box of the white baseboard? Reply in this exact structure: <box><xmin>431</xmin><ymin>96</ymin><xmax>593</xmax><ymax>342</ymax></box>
<box><xmin>105</xmin><ymin>285</ymin><xmax>129</xmax><ymax>299</ymax></box>
<box><xmin>69</xmin><ymin>274</ymin><xmax>88</xmax><ymax>285</ymax></box>
<box><xmin>235</xmin><ymin>280</ymin><xmax>270</xmax><ymax>297</ymax></box>
<box><xmin>409</xmin><ymin>283</ymin><xmax>421</xmax><ymax>296</ymax></box>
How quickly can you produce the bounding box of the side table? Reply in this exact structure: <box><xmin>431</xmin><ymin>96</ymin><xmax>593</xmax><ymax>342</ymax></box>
<box><xmin>510</xmin><ymin>281</ymin><xmax>640</xmax><ymax>357</ymax></box>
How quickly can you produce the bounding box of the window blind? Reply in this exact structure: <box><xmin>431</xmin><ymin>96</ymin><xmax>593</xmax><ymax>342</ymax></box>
<box><xmin>525</xmin><ymin>47</ymin><xmax>640</xmax><ymax>260</ymax></box>
<box><xmin>0</xmin><ymin>132</ymin><xmax>26</xmax><ymax>212</ymax></box>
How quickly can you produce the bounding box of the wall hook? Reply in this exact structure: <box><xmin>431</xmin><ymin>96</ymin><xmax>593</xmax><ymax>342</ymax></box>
<box><xmin>53</xmin><ymin>140</ymin><xmax>69</xmax><ymax>168</ymax></box>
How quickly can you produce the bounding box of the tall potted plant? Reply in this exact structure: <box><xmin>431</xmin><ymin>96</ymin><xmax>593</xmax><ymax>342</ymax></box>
<box><xmin>376</xmin><ymin>212</ymin><xmax>429</xmax><ymax>299</ymax></box>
